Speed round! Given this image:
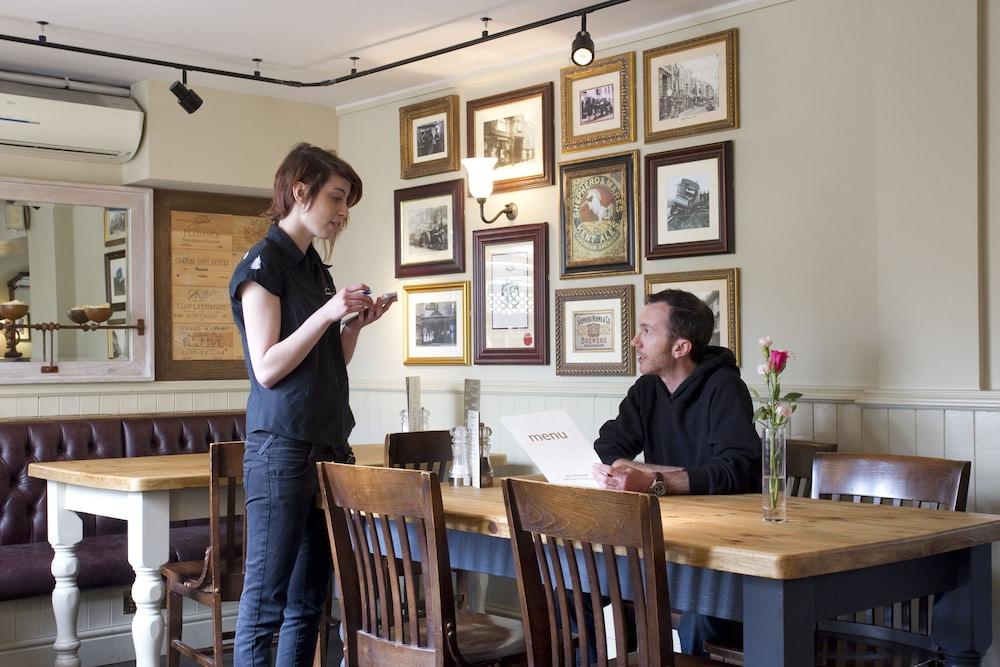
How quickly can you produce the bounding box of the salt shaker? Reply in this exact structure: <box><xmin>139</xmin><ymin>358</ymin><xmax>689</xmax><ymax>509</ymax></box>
<box><xmin>449</xmin><ymin>425</ymin><xmax>470</xmax><ymax>486</ymax></box>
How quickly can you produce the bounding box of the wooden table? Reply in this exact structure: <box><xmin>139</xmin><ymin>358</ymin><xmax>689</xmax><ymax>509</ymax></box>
<box><xmin>26</xmin><ymin>444</ymin><xmax>504</xmax><ymax>667</ymax></box>
<box><xmin>29</xmin><ymin>455</ymin><xmax>1000</xmax><ymax>667</ymax></box>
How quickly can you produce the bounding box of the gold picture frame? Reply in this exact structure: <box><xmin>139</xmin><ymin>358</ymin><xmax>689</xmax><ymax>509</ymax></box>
<box><xmin>560</xmin><ymin>52</ymin><xmax>636</xmax><ymax>153</ymax></box>
<box><xmin>104</xmin><ymin>207</ymin><xmax>128</xmax><ymax>246</ymax></box>
<box><xmin>402</xmin><ymin>280</ymin><xmax>471</xmax><ymax>365</ymax></box>
<box><xmin>644</xmin><ymin>268</ymin><xmax>741</xmax><ymax>365</ymax></box>
<box><xmin>399</xmin><ymin>95</ymin><xmax>460</xmax><ymax>179</ymax></box>
<box><xmin>555</xmin><ymin>284</ymin><xmax>635</xmax><ymax>376</ymax></box>
<box><xmin>643</xmin><ymin>29</ymin><xmax>739</xmax><ymax>144</ymax></box>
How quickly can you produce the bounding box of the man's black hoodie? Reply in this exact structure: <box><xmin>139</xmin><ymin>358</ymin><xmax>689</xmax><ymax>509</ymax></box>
<box><xmin>594</xmin><ymin>346</ymin><xmax>760</xmax><ymax>494</ymax></box>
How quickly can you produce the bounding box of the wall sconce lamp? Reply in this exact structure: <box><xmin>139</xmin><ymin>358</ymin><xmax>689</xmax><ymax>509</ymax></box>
<box><xmin>169</xmin><ymin>69</ymin><xmax>203</xmax><ymax>114</ymax></box>
<box><xmin>571</xmin><ymin>14</ymin><xmax>595</xmax><ymax>66</ymax></box>
<box><xmin>462</xmin><ymin>157</ymin><xmax>518</xmax><ymax>224</ymax></box>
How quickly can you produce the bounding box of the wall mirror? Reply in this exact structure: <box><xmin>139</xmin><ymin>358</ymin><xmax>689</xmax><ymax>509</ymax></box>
<box><xmin>0</xmin><ymin>177</ymin><xmax>153</xmax><ymax>383</ymax></box>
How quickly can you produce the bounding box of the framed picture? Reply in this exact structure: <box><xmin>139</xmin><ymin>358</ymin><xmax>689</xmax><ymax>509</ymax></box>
<box><xmin>473</xmin><ymin>223</ymin><xmax>548</xmax><ymax>365</ymax></box>
<box><xmin>402</xmin><ymin>281</ymin><xmax>470</xmax><ymax>365</ymax></box>
<box><xmin>399</xmin><ymin>95</ymin><xmax>460</xmax><ymax>179</ymax></box>
<box><xmin>104</xmin><ymin>207</ymin><xmax>128</xmax><ymax>246</ymax></box>
<box><xmin>104</xmin><ymin>249</ymin><xmax>127</xmax><ymax>312</ymax></box>
<box><xmin>560</xmin><ymin>52</ymin><xmax>636</xmax><ymax>152</ymax></box>
<box><xmin>555</xmin><ymin>284</ymin><xmax>635</xmax><ymax>376</ymax></box>
<box><xmin>643</xmin><ymin>29</ymin><xmax>739</xmax><ymax>143</ymax></box>
<box><xmin>466</xmin><ymin>82</ymin><xmax>554</xmax><ymax>193</ymax></box>
<box><xmin>107</xmin><ymin>319</ymin><xmax>128</xmax><ymax>360</ymax></box>
<box><xmin>645</xmin><ymin>141</ymin><xmax>733</xmax><ymax>260</ymax></box>
<box><xmin>644</xmin><ymin>268</ymin><xmax>741</xmax><ymax>364</ymax></box>
<box><xmin>559</xmin><ymin>150</ymin><xmax>640</xmax><ymax>278</ymax></box>
<box><xmin>394</xmin><ymin>179</ymin><xmax>465</xmax><ymax>278</ymax></box>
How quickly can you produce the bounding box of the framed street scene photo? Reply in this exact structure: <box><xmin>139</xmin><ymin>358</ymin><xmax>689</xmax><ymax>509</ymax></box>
<box><xmin>402</xmin><ymin>281</ymin><xmax>470</xmax><ymax>365</ymax></box>
<box><xmin>644</xmin><ymin>268</ymin><xmax>741</xmax><ymax>365</ymax></box>
<box><xmin>394</xmin><ymin>179</ymin><xmax>465</xmax><ymax>278</ymax></box>
<box><xmin>645</xmin><ymin>141</ymin><xmax>733</xmax><ymax>260</ymax></box>
<box><xmin>104</xmin><ymin>249</ymin><xmax>127</xmax><ymax>312</ymax></box>
<box><xmin>555</xmin><ymin>284</ymin><xmax>635</xmax><ymax>376</ymax></box>
<box><xmin>643</xmin><ymin>29</ymin><xmax>739</xmax><ymax>143</ymax></box>
<box><xmin>466</xmin><ymin>82</ymin><xmax>554</xmax><ymax>193</ymax></box>
<box><xmin>104</xmin><ymin>207</ymin><xmax>128</xmax><ymax>246</ymax></box>
<box><xmin>473</xmin><ymin>223</ymin><xmax>549</xmax><ymax>365</ymax></box>
<box><xmin>559</xmin><ymin>150</ymin><xmax>639</xmax><ymax>278</ymax></box>
<box><xmin>399</xmin><ymin>95</ymin><xmax>460</xmax><ymax>179</ymax></box>
<box><xmin>560</xmin><ymin>52</ymin><xmax>636</xmax><ymax>152</ymax></box>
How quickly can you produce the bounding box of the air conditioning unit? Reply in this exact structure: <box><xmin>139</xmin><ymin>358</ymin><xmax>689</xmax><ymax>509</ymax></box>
<box><xmin>0</xmin><ymin>80</ymin><xmax>143</xmax><ymax>163</ymax></box>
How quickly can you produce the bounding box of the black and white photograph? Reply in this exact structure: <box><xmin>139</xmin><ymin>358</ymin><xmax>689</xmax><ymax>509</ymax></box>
<box><xmin>104</xmin><ymin>207</ymin><xmax>127</xmax><ymax>246</ymax></box>
<box><xmin>643</xmin><ymin>29</ymin><xmax>738</xmax><ymax>143</ymax></box>
<box><xmin>645</xmin><ymin>268</ymin><xmax>740</xmax><ymax>364</ymax></box>
<box><xmin>693</xmin><ymin>289</ymin><xmax>722</xmax><ymax>346</ymax></box>
<box><xmin>415</xmin><ymin>301</ymin><xmax>457</xmax><ymax>346</ymax></box>
<box><xmin>104</xmin><ymin>249</ymin><xmax>127</xmax><ymax>312</ymax></box>
<box><xmin>579</xmin><ymin>84</ymin><xmax>615</xmax><ymax>124</ymax></box>
<box><xmin>416</xmin><ymin>119</ymin><xmax>445</xmax><ymax>158</ymax></box>
<box><xmin>467</xmin><ymin>83</ymin><xmax>554</xmax><ymax>192</ymax></box>
<box><xmin>107</xmin><ymin>322</ymin><xmax>128</xmax><ymax>360</ymax></box>
<box><xmin>403</xmin><ymin>281</ymin><xmax>470</xmax><ymax>365</ymax></box>
<box><xmin>394</xmin><ymin>179</ymin><xmax>464</xmax><ymax>278</ymax></box>
<box><xmin>645</xmin><ymin>141</ymin><xmax>732</xmax><ymax>260</ymax></box>
<box><xmin>482</xmin><ymin>115</ymin><xmax>535</xmax><ymax>167</ymax></box>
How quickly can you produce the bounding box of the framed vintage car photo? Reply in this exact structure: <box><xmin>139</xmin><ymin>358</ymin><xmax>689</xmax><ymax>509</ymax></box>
<box><xmin>399</xmin><ymin>95</ymin><xmax>460</xmax><ymax>179</ymax></box>
<box><xmin>560</xmin><ymin>52</ymin><xmax>636</xmax><ymax>152</ymax></box>
<box><xmin>394</xmin><ymin>179</ymin><xmax>465</xmax><ymax>278</ymax></box>
<box><xmin>402</xmin><ymin>280</ymin><xmax>471</xmax><ymax>365</ymax></box>
<box><xmin>555</xmin><ymin>284</ymin><xmax>635</xmax><ymax>376</ymax></box>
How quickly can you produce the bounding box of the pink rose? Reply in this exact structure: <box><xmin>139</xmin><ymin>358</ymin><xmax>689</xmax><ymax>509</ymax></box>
<box><xmin>756</xmin><ymin>363</ymin><xmax>768</xmax><ymax>376</ymax></box>
<box><xmin>758</xmin><ymin>336</ymin><xmax>773</xmax><ymax>348</ymax></box>
<box><xmin>776</xmin><ymin>403</ymin><xmax>793</xmax><ymax>419</ymax></box>
<box><xmin>769</xmin><ymin>349</ymin><xmax>790</xmax><ymax>373</ymax></box>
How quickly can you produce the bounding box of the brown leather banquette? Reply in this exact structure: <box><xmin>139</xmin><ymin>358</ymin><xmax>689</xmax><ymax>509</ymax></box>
<box><xmin>0</xmin><ymin>411</ymin><xmax>245</xmax><ymax>601</ymax></box>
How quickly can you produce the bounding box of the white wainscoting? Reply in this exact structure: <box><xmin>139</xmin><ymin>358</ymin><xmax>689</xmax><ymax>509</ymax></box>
<box><xmin>2</xmin><ymin>379</ymin><xmax>1000</xmax><ymax>665</ymax></box>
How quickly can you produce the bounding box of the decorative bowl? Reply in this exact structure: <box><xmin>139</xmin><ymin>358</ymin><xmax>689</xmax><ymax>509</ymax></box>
<box><xmin>66</xmin><ymin>307</ymin><xmax>90</xmax><ymax>324</ymax></box>
<box><xmin>84</xmin><ymin>306</ymin><xmax>113</xmax><ymax>323</ymax></box>
<box><xmin>0</xmin><ymin>302</ymin><xmax>28</xmax><ymax>321</ymax></box>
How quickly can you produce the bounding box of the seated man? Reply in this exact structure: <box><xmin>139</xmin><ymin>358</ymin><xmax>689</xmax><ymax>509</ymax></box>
<box><xmin>592</xmin><ymin>288</ymin><xmax>760</xmax><ymax>656</ymax></box>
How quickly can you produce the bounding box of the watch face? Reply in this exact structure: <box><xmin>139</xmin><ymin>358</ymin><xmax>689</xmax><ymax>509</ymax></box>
<box><xmin>651</xmin><ymin>481</ymin><xmax>667</xmax><ymax>496</ymax></box>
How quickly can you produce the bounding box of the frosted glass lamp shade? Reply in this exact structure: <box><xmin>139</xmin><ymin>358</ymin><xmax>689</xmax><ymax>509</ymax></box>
<box><xmin>462</xmin><ymin>157</ymin><xmax>497</xmax><ymax>199</ymax></box>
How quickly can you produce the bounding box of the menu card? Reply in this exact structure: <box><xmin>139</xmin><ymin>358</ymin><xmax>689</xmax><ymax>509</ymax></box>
<box><xmin>500</xmin><ymin>410</ymin><xmax>600</xmax><ymax>488</ymax></box>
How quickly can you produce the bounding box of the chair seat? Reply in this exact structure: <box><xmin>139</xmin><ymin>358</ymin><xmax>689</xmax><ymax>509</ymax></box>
<box><xmin>452</xmin><ymin>610</ymin><xmax>525</xmax><ymax>663</ymax></box>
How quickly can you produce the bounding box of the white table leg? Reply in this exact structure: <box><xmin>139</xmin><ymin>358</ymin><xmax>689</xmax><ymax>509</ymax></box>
<box><xmin>47</xmin><ymin>481</ymin><xmax>83</xmax><ymax>667</ymax></box>
<box><xmin>126</xmin><ymin>490</ymin><xmax>170</xmax><ymax>667</ymax></box>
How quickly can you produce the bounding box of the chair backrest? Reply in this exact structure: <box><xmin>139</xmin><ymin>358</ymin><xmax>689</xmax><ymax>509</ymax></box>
<box><xmin>502</xmin><ymin>478</ymin><xmax>673</xmax><ymax>667</ymax></box>
<box><xmin>810</xmin><ymin>452</ymin><xmax>972</xmax><ymax>648</ymax></box>
<box><xmin>384</xmin><ymin>430</ymin><xmax>453</xmax><ymax>479</ymax></box>
<box><xmin>786</xmin><ymin>440</ymin><xmax>837</xmax><ymax>497</ymax></box>
<box><xmin>810</xmin><ymin>452</ymin><xmax>971</xmax><ymax>510</ymax></box>
<box><xmin>208</xmin><ymin>441</ymin><xmax>245</xmax><ymax>602</ymax></box>
<box><xmin>318</xmin><ymin>462</ymin><xmax>456</xmax><ymax>666</ymax></box>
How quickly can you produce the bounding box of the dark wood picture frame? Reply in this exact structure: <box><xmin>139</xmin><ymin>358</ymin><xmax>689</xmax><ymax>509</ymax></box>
<box><xmin>466</xmin><ymin>82</ymin><xmax>554</xmax><ymax>193</ymax></box>
<box><xmin>394</xmin><ymin>178</ymin><xmax>465</xmax><ymax>278</ymax></box>
<box><xmin>559</xmin><ymin>150</ymin><xmax>640</xmax><ymax>278</ymax></box>
<box><xmin>399</xmin><ymin>95</ymin><xmax>460</xmax><ymax>179</ymax></box>
<box><xmin>473</xmin><ymin>223</ymin><xmax>549</xmax><ymax>365</ymax></box>
<box><xmin>104</xmin><ymin>249</ymin><xmax>127</xmax><ymax>312</ymax></box>
<box><xmin>153</xmin><ymin>189</ymin><xmax>270</xmax><ymax>381</ymax></box>
<box><xmin>645</xmin><ymin>141</ymin><xmax>733</xmax><ymax>260</ymax></box>
<box><xmin>555</xmin><ymin>284</ymin><xmax>635</xmax><ymax>376</ymax></box>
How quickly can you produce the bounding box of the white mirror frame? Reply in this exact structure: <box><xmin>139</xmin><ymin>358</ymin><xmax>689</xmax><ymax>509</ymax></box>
<box><xmin>0</xmin><ymin>177</ymin><xmax>154</xmax><ymax>383</ymax></box>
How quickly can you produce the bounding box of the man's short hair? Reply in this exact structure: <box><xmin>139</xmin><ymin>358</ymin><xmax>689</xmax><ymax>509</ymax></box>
<box><xmin>645</xmin><ymin>289</ymin><xmax>714</xmax><ymax>361</ymax></box>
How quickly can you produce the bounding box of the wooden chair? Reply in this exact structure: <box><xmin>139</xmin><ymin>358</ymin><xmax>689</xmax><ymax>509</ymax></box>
<box><xmin>317</xmin><ymin>462</ymin><xmax>526</xmax><ymax>666</ymax></box>
<box><xmin>502</xmin><ymin>477</ymin><xmax>713</xmax><ymax>667</ymax></box>
<box><xmin>162</xmin><ymin>441</ymin><xmax>245</xmax><ymax>667</ymax></box>
<box><xmin>384</xmin><ymin>429</ymin><xmax>454</xmax><ymax>479</ymax></box>
<box><xmin>786</xmin><ymin>439</ymin><xmax>837</xmax><ymax>497</ymax></box>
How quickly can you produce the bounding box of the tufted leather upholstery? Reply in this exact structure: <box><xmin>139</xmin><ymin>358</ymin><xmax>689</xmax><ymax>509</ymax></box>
<box><xmin>0</xmin><ymin>411</ymin><xmax>246</xmax><ymax>601</ymax></box>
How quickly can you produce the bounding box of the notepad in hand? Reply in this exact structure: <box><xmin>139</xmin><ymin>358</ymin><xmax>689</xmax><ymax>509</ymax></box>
<box><xmin>500</xmin><ymin>410</ymin><xmax>601</xmax><ymax>488</ymax></box>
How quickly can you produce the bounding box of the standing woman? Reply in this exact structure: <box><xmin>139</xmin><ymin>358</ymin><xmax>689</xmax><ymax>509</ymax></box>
<box><xmin>230</xmin><ymin>143</ymin><xmax>392</xmax><ymax>666</ymax></box>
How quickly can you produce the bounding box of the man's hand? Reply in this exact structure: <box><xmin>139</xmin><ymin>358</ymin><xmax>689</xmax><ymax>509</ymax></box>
<box><xmin>592</xmin><ymin>462</ymin><xmax>656</xmax><ymax>492</ymax></box>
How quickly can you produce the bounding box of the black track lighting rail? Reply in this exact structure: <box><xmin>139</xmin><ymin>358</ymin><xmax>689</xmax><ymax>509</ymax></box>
<box><xmin>0</xmin><ymin>0</ymin><xmax>629</xmax><ymax>89</ymax></box>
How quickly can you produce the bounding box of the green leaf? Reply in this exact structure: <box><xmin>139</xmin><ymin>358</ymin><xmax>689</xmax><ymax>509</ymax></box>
<box><xmin>783</xmin><ymin>392</ymin><xmax>804</xmax><ymax>402</ymax></box>
<box><xmin>750</xmin><ymin>387</ymin><xmax>762</xmax><ymax>400</ymax></box>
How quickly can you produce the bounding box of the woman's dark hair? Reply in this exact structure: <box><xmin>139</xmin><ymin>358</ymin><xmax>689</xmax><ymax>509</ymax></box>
<box><xmin>645</xmin><ymin>289</ymin><xmax>714</xmax><ymax>361</ymax></box>
<box><xmin>266</xmin><ymin>143</ymin><xmax>363</xmax><ymax>223</ymax></box>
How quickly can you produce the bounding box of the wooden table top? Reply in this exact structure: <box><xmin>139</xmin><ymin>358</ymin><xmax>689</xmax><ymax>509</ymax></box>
<box><xmin>26</xmin><ymin>444</ymin><xmax>506</xmax><ymax>491</ymax></box>
<box><xmin>29</xmin><ymin>452</ymin><xmax>1000</xmax><ymax>581</ymax></box>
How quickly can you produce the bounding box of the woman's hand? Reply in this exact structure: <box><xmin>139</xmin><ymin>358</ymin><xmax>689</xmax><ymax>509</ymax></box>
<box><xmin>345</xmin><ymin>292</ymin><xmax>395</xmax><ymax>331</ymax></box>
<box><xmin>320</xmin><ymin>283</ymin><xmax>373</xmax><ymax>324</ymax></box>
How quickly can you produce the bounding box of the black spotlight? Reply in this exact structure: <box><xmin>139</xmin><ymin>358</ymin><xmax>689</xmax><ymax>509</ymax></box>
<box><xmin>170</xmin><ymin>71</ymin><xmax>203</xmax><ymax>114</ymax></box>
<box><xmin>571</xmin><ymin>14</ymin><xmax>594</xmax><ymax>66</ymax></box>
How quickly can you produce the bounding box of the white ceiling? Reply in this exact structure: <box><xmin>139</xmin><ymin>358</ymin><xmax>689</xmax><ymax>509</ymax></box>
<box><xmin>0</xmin><ymin>0</ymin><xmax>736</xmax><ymax>109</ymax></box>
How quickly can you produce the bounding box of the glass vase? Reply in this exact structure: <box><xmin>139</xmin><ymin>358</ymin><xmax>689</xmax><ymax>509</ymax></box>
<box><xmin>762</xmin><ymin>424</ymin><xmax>788</xmax><ymax>523</ymax></box>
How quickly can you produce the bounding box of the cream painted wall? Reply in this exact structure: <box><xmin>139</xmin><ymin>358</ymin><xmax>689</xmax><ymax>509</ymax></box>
<box><xmin>123</xmin><ymin>79</ymin><xmax>339</xmax><ymax>195</ymax></box>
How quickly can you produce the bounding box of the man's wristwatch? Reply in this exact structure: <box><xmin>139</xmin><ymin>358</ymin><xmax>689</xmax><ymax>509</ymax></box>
<box><xmin>649</xmin><ymin>472</ymin><xmax>667</xmax><ymax>497</ymax></box>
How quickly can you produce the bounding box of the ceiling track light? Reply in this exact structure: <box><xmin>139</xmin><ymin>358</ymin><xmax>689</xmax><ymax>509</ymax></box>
<box><xmin>169</xmin><ymin>69</ymin><xmax>203</xmax><ymax>114</ymax></box>
<box><xmin>571</xmin><ymin>14</ymin><xmax>595</xmax><ymax>66</ymax></box>
<box><xmin>0</xmin><ymin>0</ymin><xmax>627</xmax><ymax>91</ymax></box>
